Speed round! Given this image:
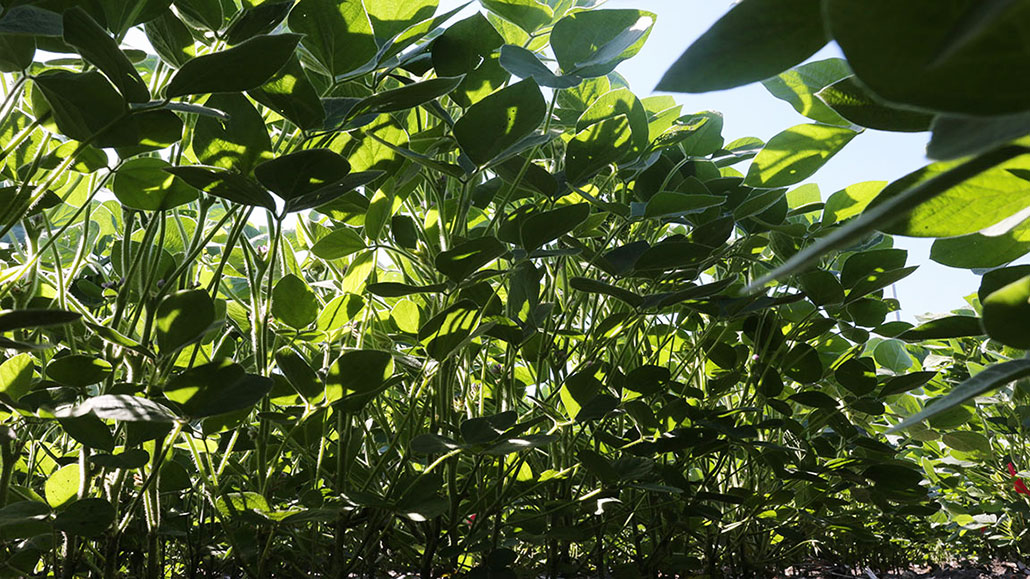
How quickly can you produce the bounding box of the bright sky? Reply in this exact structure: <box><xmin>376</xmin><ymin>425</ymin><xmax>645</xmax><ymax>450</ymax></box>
<box><xmin>438</xmin><ymin>0</ymin><xmax>981</xmax><ymax>321</ymax></box>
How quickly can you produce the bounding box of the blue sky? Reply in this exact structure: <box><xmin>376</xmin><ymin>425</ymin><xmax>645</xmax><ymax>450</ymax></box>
<box><xmin>440</xmin><ymin>0</ymin><xmax>980</xmax><ymax>320</ymax></box>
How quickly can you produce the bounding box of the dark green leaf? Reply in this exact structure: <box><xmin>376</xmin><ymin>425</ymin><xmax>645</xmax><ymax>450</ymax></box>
<box><xmin>165</xmin><ymin>33</ymin><xmax>302</xmax><ymax>97</ymax></box>
<box><xmin>53</xmin><ymin>499</ymin><xmax>115</xmax><ymax>537</ymax></box>
<box><xmin>164</xmin><ymin>360</ymin><xmax>273</xmax><ymax>418</ymax></box>
<box><xmin>46</xmin><ymin>355</ymin><xmax>111</xmax><ymax>387</ymax></box>
<box><xmin>418</xmin><ymin>300</ymin><xmax>480</xmax><ymax>360</ymax></box>
<box><xmin>287</xmin><ymin>0</ymin><xmax>379</xmax><ymax>77</ymax></box>
<box><xmin>657</xmin><ymin>0</ymin><xmax>826</xmax><ymax>92</ymax></box>
<box><xmin>744</xmin><ymin>124</ymin><xmax>858</xmax><ymax>189</ymax></box>
<box><xmin>325</xmin><ymin>350</ymin><xmax>394</xmax><ymax>406</ymax></box>
<box><xmin>310</xmin><ymin>227</ymin><xmax>366</xmax><ymax>260</ymax></box>
<box><xmin>435</xmin><ymin>236</ymin><xmax>507</xmax><ymax>282</ymax></box>
<box><xmin>520</xmin><ymin>203</ymin><xmax>589</xmax><ymax>252</ymax></box>
<box><xmin>113</xmin><ymin>158</ymin><xmax>197</xmax><ymax>211</ymax></box>
<box><xmin>551</xmin><ymin>9</ymin><xmax>655</xmax><ymax>78</ymax></box>
<box><xmin>928</xmin><ymin>112</ymin><xmax>1030</xmax><ymax>161</ymax></box>
<box><xmin>61</xmin><ymin>394</ymin><xmax>176</xmax><ymax>423</ymax></box>
<box><xmin>192</xmin><ymin>93</ymin><xmax>272</xmax><ymax>175</ymax></box>
<box><xmin>166</xmin><ymin>165</ymin><xmax>276</xmax><ymax>210</ymax></box>
<box><xmin>881</xmin><ymin>372</ymin><xmax>938</xmax><ymax>397</ymax></box>
<box><xmin>499</xmin><ymin>44</ymin><xmax>581</xmax><ymax>89</ymax></box>
<box><xmin>272</xmin><ymin>274</ymin><xmax>319</xmax><ymax>329</ymax></box>
<box><xmin>63</xmin><ymin>7</ymin><xmax>149</xmax><ymax>102</ymax></box>
<box><xmin>825</xmin><ymin>0</ymin><xmax>1030</xmax><ymax>115</ymax></box>
<box><xmin>898</xmin><ymin>316</ymin><xmax>984</xmax><ymax>341</ymax></box>
<box><xmin>248</xmin><ymin>54</ymin><xmax>325</xmax><ymax>130</ymax></box>
<box><xmin>155</xmin><ymin>289</ymin><xmax>215</xmax><ymax>354</ymax></box>
<box><xmin>453</xmin><ymin>78</ymin><xmax>545</xmax><ymax>166</ymax></box>
<box><xmin>255</xmin><ymin>149</ymin><xmax>350</xmax><ymax>205</ymax></box>
<box><xmin>816</xmin><ymin>76</ymin><xmax>934</xmax><ymax>133</ymax></box>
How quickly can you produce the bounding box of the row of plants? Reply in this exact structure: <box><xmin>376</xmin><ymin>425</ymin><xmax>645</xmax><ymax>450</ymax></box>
<box><xmin>0</xmin><ymin>0</ymin><xmax>1029</xmax><ymax>576</ymax></box>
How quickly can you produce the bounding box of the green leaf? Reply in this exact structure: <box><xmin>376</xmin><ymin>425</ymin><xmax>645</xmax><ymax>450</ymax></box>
<box><xmin>643</xmin><ymin>192</ymin><xmax>725</xmax><ymax>219</ymax></box>
<box><xmin>255</xmin><ymin>149</ymin><xmax>350</xmax><ymax>206</ymax></box>
<box><xmin>0</xmin><ymin>309</ymin><xmax>80</xmax><ymax>333</ymax></box>
<box><xmin>316</xmin><ymin>294</ymin><xmax>364</xmax><ymax>332</ymax></box>
<box><xmin>982</xmin><ymin>274</ymin><xmax>1030</xmax><ymax>348</ymax></box>
<box><xmin>835</xmin><ymin>357</ymin><xmax>877</xmax><ymax>396</ymax></box>
<box><xmin>815</xmin><ymin>77</ymin><xmax>934</xmax><ymax>134</ymax></box>
<box><xmin>0</xmin><ymin>353</ymin><xmax>34</xmax><ymax>402</ymax></box>
<box><xmin>287</xmin><ymin>0</ymin><xmax>378</xmax><ymax>77</ymax></box>
<box><xmin>310</xmin><ymin>227</ymin><xmax>366</xmax><ymax>260</ymax></box>
<box><xmin>166</xmin><ymin>165</ymin><xmax>276</xmax><ymax>210</ymax></box>
<box><xmin>248</xmin><ymin>54</ymin><xmax>326</xmax><ymax>131</ymax></box>
<box><xmin>349</xmin><ymin>76</ymin><xmax>464</xmax><ymax>118</ymax></box>
<box><xmin>782</xmin><ymin>344</ymin><xmax>822</xmax><ymax>384</ymax></box>
<box><xmin>0</xmin><ymin>5</ymin><xmax>63</xmax><ymax>36</ymax></box>
<box><xmin>272</xmin><ymin>274</ymin><xmax>319</xmax><ymax>330</ymax></box>
<box><xmin>62</xmin><ymin>395</ymin><xmax>176</xmax><ymax>423</ymax></box>
<box><xmin>431</xmin><ymin>12</ymin><xmax>504</xmax><ymax>77</ymax></box>
<box><xmin>365</xmin><ymin>0</ymin><xmax>438</xmax><ymax>43</ymax></box>
<box><xmin>930</xmin><ymin>217</ymin><xmax>1030</xmax><ymax>269</ymax></box>
<box><xmin>499</xmin><ymin>45</ymin><xmax>581</xmax><ymax>89</ymax></box>
<box><xmin>941</xmin><ymin>431</ymin><xmax>992</xmax><ymax>455</ymax></box>
<box><xmin>824</xmin><ymin>0</ymin><xmax>1030</xmax><ymax>115</ymax></box>
<box><xmin>578</xmin><ymin>88</ymin><xmax>649</xmax><ymax>156</ymax></box>
<box><xmin>874</xmin><ymin>340</ymin><xmax>913</xmax><ymax>373</ymax></box>
<box><xmin>0</xmin><ymin>501</ymin><xmax>50</xmax><ymax>532</ymax></box>
<box><xmin>325</xmin><ymin>350</ymin><xmax>394</xmax><ymax>407</ymax></box>
<box><xmin>275</xmin><ymin>349</ymin><xmax>323</xmax><ymax>402</ymax></box>
<box><xmin>761</xmin><ymin>58</ymin><xmax>852</xmax><ymax>126</ymax></box>
<box><xmin>870</xmin><ymin>157</ymin><xmax>1030</xmax><ymax>237</ymax></box>
<box><xmin>367</xmin><ymin>283</ymin><xmax>447</xmax><ymax>297</ymax></box>
<box><xmin>0</xmin><ymin>34</ymin><xmax>35</xmax><ymax>72</ymax></box>
<box><xmin>113</xmin><ymin>158</ymin><xmax>197</xmax><ymax>211</ymax></box>
<box><xmin>822</xmin><ymin>181</ymin><xmax>885</xmax><ymax>224</ymax></box>
<box><xmin>565</xmin><ymin>114</ymin><xmax>633</xmax><ymax>185</ymax></box>
<box><xmin>419</xmin><ymin>300</ymin><xmax>480</xmax><ymax>361</ymax></box>
<box><xmin>569</xmin><ymin>277</ymin><xmax>642</xmax><ymax>308</ymax></box>
<box><xmin>520</xmin><ymin>203</ymin><xmax>590</xmax><ymax>252</ymax></box>
<box><xmin>797</xmin><ymin>270</ymin><xmax>844</xmax><ymax>306</ymax></box>
<box><xmin>58</xmin><ymin>414</ymin><xmax>114</xmax><ymax>451</ymax></box>
<box><xmin>164</xmin><ymin>360</ymin><xmax>273</xmax><ymax>418</ymax></box>
<box><xmin>164</xmin><ymin>33</ymin><xmax>301</xmax><ymax>97</ymax></box>
<box><xmin>844</xmin><ymin>250</ymin><xmax>910</xmax><ymax>290</ymax></box>
<box><xmin>155</xmin><ymin>289</ymin><xmax>215</xmax><ymax>354</ymax></box>
<box><xmin>862</xmin><ymin>463</ymin><xmax>923</xmax><ymax>492</ymax></box>
<box><xmin>657</xmin><ymin>0</ymin><xmax>826</xmax><ymax>92</ymax></box>
<box><xmin>46</xmin><ymin>354</ymin><xmax>112</xmax><ymax>387</ymax></box>
<box><xmin>453</xmin><ymin>78</ymin><xmax>546</xmax><ymax>166</ymax></box>
<box><xmin>481</xmin><ymin>0</ymin><xmax>552</xmax><ymax>33</ymax></box>
<box><xmin>173</xmin><ymin>0</ymin><xmax>222</xmax><ymax>31</ymax></box>
<box><xmin>744</xmin><ymin>124</ymin><xmax>858</xmax><ymax>189</ymax></box>
<box><xmin>63</xmin><ymin>7</ymin><xmax>149</xmax><ymax>103</ymax></box>
<box><xmin>898</xmin><ymin>316</ymin><xmax>984</xmax><ymax>342</ymax></box>
<box><xmin>224</xmin><ymin>1</ymin><xmax>292</xmax><ymax>44</ymax></box>
<box><xmin>192</xmin><ymin>93</ymin><xmax>272</xmax><ymax>175</ymax></box>
<box><xmin>45</xmin><ymin>464</ymin><xmax>79</xmax><ymax>508</ymax></box>
<box><xmin>551</xmin><ymin>9</ymin><xmax>655</xmax><ymax>78</ymax></box>
<box><xmin>928</xmin><ymin>112</ymin><xmax>1030</xmax><ymax>161</ymax></box>
<box><xmin>144</xmin><ymin>10</ymin><xmax>196</xmax><ymax>68</ymax></box>
<box><xmin>411</xmin><ymin>433</ymin><xmax>462</xmax><ymax>454</ymax></box>
<box><xmin>53</xmin><ymin>499</ymin><xmax>115</xmax><ymax>537</ymax></box>
<box><xmin>435</xmin><ymin>236</ymin><xmax>507</xmax><ymax>281</ymax></box>
<box><xmin>881</xmin><ymin>371</ymin><xmax>938</xmax><ymax>397</ymax></box>
<box><xmin>33</xmin><ymin>70</ymin><xmax>128</xmax><ymax>144</ymax></box>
